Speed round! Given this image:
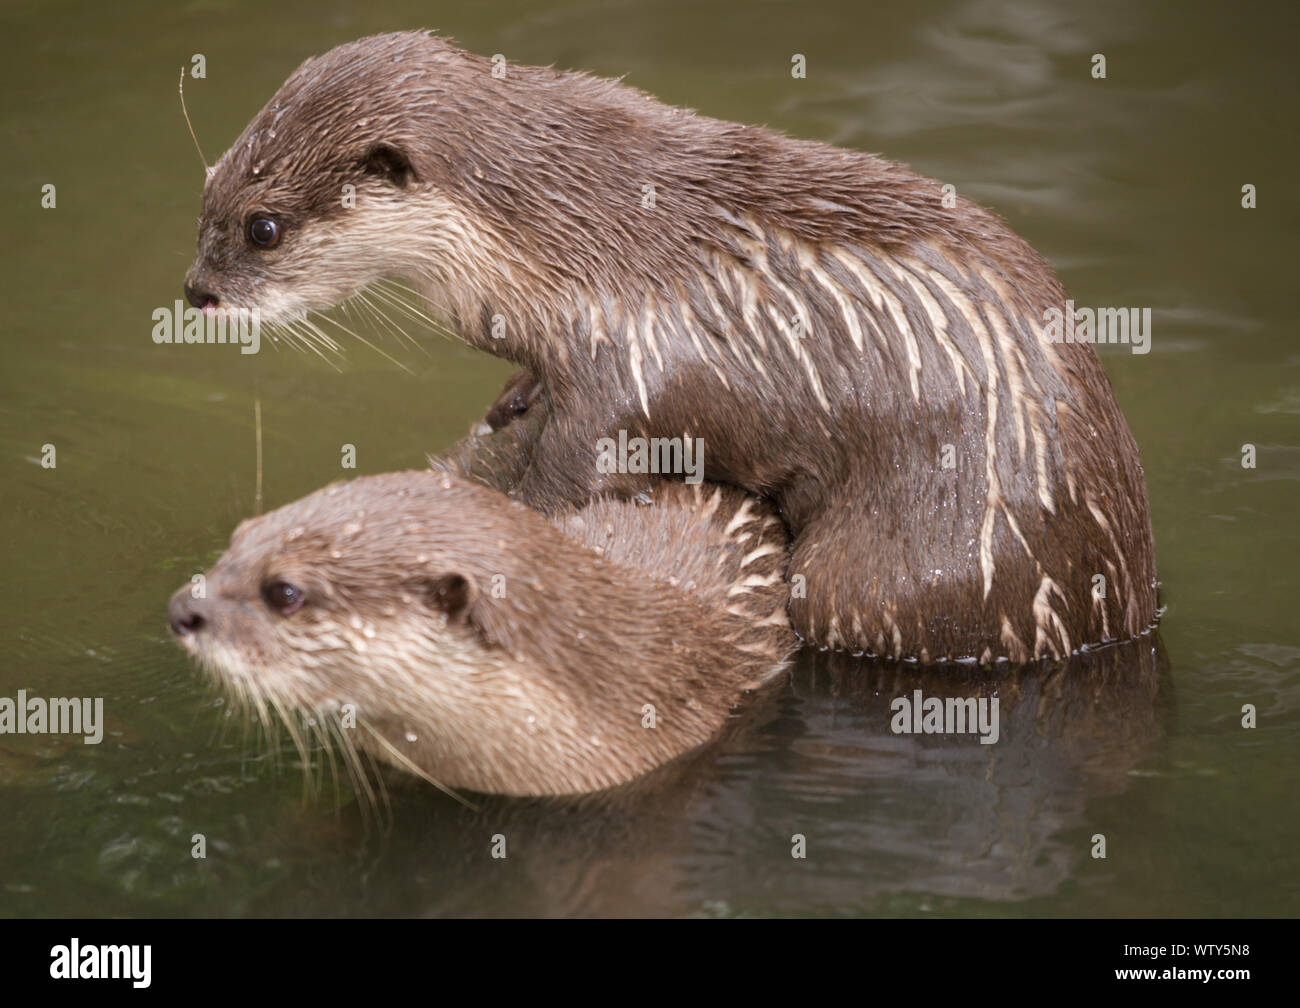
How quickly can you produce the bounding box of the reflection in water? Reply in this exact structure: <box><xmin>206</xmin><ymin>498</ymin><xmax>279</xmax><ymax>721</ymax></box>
<box><xmin>242</xmin><ymin>637</ymin><xmax>1167</xmax><ymax>916</ymax></box>
<box><xmin>718</xmin><ymin>639</ymin><xmax>1170</xmax><ymax>909</ymax></box>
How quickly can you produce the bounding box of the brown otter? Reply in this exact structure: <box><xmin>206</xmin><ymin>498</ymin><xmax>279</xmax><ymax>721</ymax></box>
<box><xmin>183</xmin><ymin>30</ymin><xmax>1157</xmax><ymax>664</ymax></box>
<box><xmin>167</xmin><ymin>449</ymin><xmax>793</xmax><ymax>797</ymax></box>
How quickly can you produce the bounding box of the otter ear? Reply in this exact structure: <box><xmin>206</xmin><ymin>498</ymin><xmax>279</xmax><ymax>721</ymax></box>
<box><xmin>418</xmin><ymin>573</ymin><xmax>474</xmax><ymax>621</ymax></box>
<box><xmin>362</xmin><ymin>143</ymin><xmax>417</xmax><ymax>188</ymax></box>
<box><xmin>413</xmin><ymin>572</ymin><xmax>515</xmax><ymax>651</ymax></box>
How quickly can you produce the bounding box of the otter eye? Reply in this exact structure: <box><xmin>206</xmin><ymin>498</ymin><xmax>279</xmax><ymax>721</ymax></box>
<box><xmin>262</xmin><ymin>580</ymin><xmax>304</xmax><ymax>615</ymax></box>
<box><xmin>249</xmin><ymin>216</ymin><xmax>281</xmax><ymax>248</ymax></box>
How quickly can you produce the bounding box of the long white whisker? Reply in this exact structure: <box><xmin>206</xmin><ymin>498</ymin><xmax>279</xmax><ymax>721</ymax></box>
<box><xmin>351</xmin><ymin>290</ymin><xmax>424</xmax><ymax>355</ymax></box>
<box><xmin>358</xmin><ymin>720</ymin><xmax>477</xmax><ymax>810</ymax></box>
<box><xmin>313</xmin><ymin>311</ymin><xmax>416</xmax><ymax>375</ymax></box>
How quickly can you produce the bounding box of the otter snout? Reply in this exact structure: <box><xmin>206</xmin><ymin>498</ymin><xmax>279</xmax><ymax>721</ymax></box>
<box><xmin>168</xmin><ymin>587</ymin><xmax>211</xmax><ymax>637</ymax></box>
<box><xmin>183</xmin><ymin>276</ymin><xmax>218</xmax><ymax>310</ymax></box>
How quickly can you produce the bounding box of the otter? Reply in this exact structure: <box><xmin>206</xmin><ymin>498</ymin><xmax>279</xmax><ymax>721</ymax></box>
<box><xmin>184</xmin><ymin>30</ymin><xmax>1157</xmax><ymax>664</ymax></box>
<box><xmin>166</xmin><ymin>446</ymin><xmax>793</xmax><ymax>798</ymax></box>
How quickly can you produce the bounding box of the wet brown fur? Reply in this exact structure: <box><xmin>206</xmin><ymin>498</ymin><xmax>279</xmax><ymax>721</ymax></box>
<box><xmin>188</xmin><ymin>31</ymin><xmax>1158</xmax><ymax>663</ymax></box>
<box><xmin>169</xmin><ymin>417</ymin><xmax>793</xmax><ymax>797</ymax></box>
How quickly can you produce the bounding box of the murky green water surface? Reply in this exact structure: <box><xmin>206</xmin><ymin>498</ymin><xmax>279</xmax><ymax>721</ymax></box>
<box><xmin>1</xmin><ymin>0</ymin><xmax>1296</xmax><ymax>916</ymax></box>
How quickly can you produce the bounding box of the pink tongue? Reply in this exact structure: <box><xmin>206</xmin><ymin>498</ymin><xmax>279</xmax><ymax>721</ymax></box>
<box><xmin>203</xmin><ymin>303</ymin><xmax>217</xmax><ymax>317</ymax></box>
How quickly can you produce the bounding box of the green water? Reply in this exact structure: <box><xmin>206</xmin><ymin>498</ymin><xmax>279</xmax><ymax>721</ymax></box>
<box><xmin>1</xmin><ymin>0</ymin><xmax>1296</xmax><ymax>916</ymax></box>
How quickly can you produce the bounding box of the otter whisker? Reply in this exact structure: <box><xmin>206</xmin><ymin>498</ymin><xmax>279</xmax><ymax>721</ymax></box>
<box><xmin>209</xmin><ymin>666</ymin><xmax>284</xmax><ymax>778</ymax></box>
<box><xmin>372</xmin><ymin>276</ymin><xmax>436</xmax><ymax>304</ymax></box>
<box><xmin>361</xmin><ymin>284</ymin><xmax>450</xmax><ymax>344</ymax></box>
<box><xmin>286</xmin><ymin>315</ymin><xmax>343</xmax><ymax>358</ymax></box>
<box><xmin>346</xmin><ymin>290</ymin><xmax>414</xmax><ymax>353</ymax></box>
<box><xmin>311</xmin><ymin>311</ymin><xmax>416</xmax><ymax>375</ymax></box>
<box><xmin>269</xmin><ymin>317</ymin><xmax>345</xmax><ymax>372</ymax></box>
<box><xmin>370</xmin><ymin>279</ymin><xmax>454</xmax><ymax>331</ymax></box>
<box><xmin>177</xmin><ymin>67</ymin><xmax>209</xmax><ymax>174</ymax></box>
<box><xmin>232</xmin><ymin>681</ymin><xmax>397</xmax><ymax>820</ymax></box>
<box><xmin>264</xmin><ymin>318</ymin><xmax>305</xmax><ymax>356</ymax></box>
<box><xmin>350</xmin><ymin>289</ymin><xmax>429</xmax><ymax>356</ymax></box>
<box><xmin>358</xmin><ymin>720</ymin><xmax>477</xmax><ymax>811</ymax></box>
<box><xmin>266</xmin><ymin>693</ymin><xmax>317</xmax><ymax>798</ymax></box>
<box><xmin>367</xmin><ymin>280</ymin><xmax>459</xmax><ymax>333</ymax></box>
<box><xmin>369</xmin><ymin>280</ymin><xmax>463</xmax><ymax>344</ymax></box>
<box><xmin>253</xmin><ymin>397</ymin><xmax>263</xmax><ymax>517</ymax></box>
<box><xmin>246</xmin><ymin>688</ymin><xmax>278</xmax><ymax>771</ymax></box>
<box><xmin>303</xmin><ymin>711</ymin><xmax>344</xmax><ymax>811</ymax></box>
<box><xmin>330</xmin><ymin>718</ymin><xmax>391</xmax><ymax>829</ymax></box>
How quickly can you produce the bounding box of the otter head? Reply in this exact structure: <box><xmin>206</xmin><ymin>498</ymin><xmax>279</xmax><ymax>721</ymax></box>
<box><xmin>183</xmin><ymin>32</ymin><xmax>493</xmax><ymax>326</ymax></box>
<box><xmin>168</xmin><ymin>469</ymin><xmax>756</xmax><ymax>797</ymax></box>
<box><xmin>168</xmin><ymin>471</ymin><xmax>502</xmax><ymax>719</ymax></box>
<box><xmin>167</xmin><ymin>470</ymin><xmax>563</xmax><ymax>794</ymax></box>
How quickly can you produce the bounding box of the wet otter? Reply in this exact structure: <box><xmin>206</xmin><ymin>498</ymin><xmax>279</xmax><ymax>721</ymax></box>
<box><xmin>167</xmin><ymin>450</ymin><xmax>793</xmax><ymax>797</ymax></box>
<box><xmin>184</xmin><ymin>30</ymin><xmax>1157</xmax><ymax>663</ymax></box>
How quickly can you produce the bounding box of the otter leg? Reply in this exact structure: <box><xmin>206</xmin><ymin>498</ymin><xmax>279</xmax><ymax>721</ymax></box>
<box><xmin>509</xmin><ymin>410</ymin><xmax>657</xmax><ymax>513</ymax></box>
<box><xmin>433</xmin><ymin>371</ymin><xmax>549</xmax><ymax>495</ymax></box>
<box><xmin>484</xmin><ymin>369</ymin><xmax>543</xmax><ymax>431</ymax></box>
<box><xmin>786</xmin><ymin>501</ymin><xmax>1012</xmax><ymax>663</ymax></box>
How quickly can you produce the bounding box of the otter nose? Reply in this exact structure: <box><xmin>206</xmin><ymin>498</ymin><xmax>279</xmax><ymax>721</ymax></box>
<box><xmin>184</xmin><ymin>279</ymin><xmax>218</xmax><ymax>310</ymax></box>
<box><xmin>169</xmin><ymin>589</ymin><xmax>211</xmax><ymax>636</ymax></box>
